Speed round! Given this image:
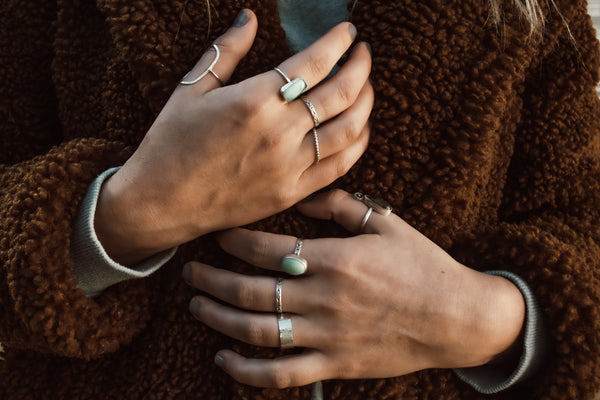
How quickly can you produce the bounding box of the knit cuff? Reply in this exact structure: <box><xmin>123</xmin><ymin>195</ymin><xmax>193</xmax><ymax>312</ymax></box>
<box><xmin>453</xmin><ymin>270</ymin><xmax>545</xmax><ymax>394</ymax></box>
<box><xmin>71</xmin><ymin>167</ymin><xmax>177</xmax><ymax>297</ymax></box>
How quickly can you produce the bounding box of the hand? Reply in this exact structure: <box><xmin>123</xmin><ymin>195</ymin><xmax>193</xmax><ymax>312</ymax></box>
<box><xmin>95</xmin><ymin>10</ymin><xmax>373</xmax><ymax>265</ymax></box>
<box><xmin>183</xmin><ymin>189</ymin><xmax>525</xmax><ymax>388</ymax></box>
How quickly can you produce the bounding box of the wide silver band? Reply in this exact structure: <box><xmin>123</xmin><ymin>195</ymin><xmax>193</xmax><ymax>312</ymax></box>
<box><xmin>180</xmin><ymin>44</ymin><xmax>224</xmax><ymax>86</ymax></box>
<box><xmin>275</xmin><ymin>277</ymin><xmax>283</xmax><ymax>316</ymax></box>
<box><xmin>278</xmin><ymin>314</ymin><xmax>294</xmax><ymax>349</ymax></box>
<box><xmin>359</xmin><ymin>207</ymin><xmax>373</xmax><ymax>234</ymax></box>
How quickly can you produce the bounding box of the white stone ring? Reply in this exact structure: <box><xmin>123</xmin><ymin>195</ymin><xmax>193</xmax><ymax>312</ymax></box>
<box><xmin>274</xmin><ymin>67</ymin><xmax>307</xmax><ymax>102</ymax></box>
<box><xmin>280</xmin><ymin>238</ymin><xmax>308</xmax><ymax>275</ymax></box>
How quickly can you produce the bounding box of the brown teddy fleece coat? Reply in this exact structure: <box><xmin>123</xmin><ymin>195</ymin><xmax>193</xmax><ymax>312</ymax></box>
<box><xmin>1</xmin><ymin>0</ymin><xmax>600</xmax><ymax>398</ymax></box>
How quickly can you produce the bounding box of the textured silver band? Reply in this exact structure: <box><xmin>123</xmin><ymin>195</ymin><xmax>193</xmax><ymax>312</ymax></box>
<box><xmin>293</xmin><ymin>238</ymin><xmax>303</xmax><ymax>256</ymax></box>
<box><xmin>278</xmin><ymin>314</ymin><xmax>294</xmax><ymax>349</ymax></box>
<box><xmin>275</xmin><ymin>277</ymin><xmax>283</xmax><ymax>316</ymax></box>
<box><xmin>180</xmin><ymin>44</ymin><xmax>223</xmax><ymax>85</ymax></box>
<box><xmin>302</xmin><ymin>96</ymin><xmax>320</xmax><ymax>127</ymax></box>
<box><xmin>312</xmin><ymin>128</ymin><xmax>320</xmax><ymax>164</ymax></box>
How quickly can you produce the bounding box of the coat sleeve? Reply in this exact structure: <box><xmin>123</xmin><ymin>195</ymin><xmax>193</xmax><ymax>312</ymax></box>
<box><xmin>451</xmin><ymin>3</ymin><xmax>600</xmax><ymax>398</ymax></box>
<box><xmin>0</xmin><ymin>1</ymin><xmax>151</xmax><ymax>359</ymax></box>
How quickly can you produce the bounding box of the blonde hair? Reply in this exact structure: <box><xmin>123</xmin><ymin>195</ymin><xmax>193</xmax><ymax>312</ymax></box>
<box><xmin>489</xmin><ymin>0</ymin><xmax>545</xmax><ymax>33</ymax></box>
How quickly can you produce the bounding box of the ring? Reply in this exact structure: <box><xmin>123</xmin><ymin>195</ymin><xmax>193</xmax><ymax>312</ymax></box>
<box><xmin>180</xmin><ymin>44</ymin><xmax>224</xmax><ymax>86</ymax></box>
<box><xmin>301</xmin><ymin>96</ymin><xmax>320</xmax><ymax>127</ymax></box>
<box><xmin>354</xmin><ymin>192</ymin><xmax>393</xmax><ymax>216</ymax></box>
<box><xmin>359</xmin><ymin>207</ymin><xmax>373</xmax><ymax>234</ymax></box>
<box><xmin>278</xmin><ymin>314</ymin><xmax>294</xmax><ymax>349</ymax></box>
<box><xmin>281</xmin><ymin>238</ymin><xmax>308</xmax><ymax>275</ymax></box>
<box><xmin>312</xmin><ymin>128</ymin><xmax>320</xmax><ymax>164</ymax></box>
<box><xmin>275</xmin><ymin>277</ymin><xmax>283</xmax><ymax>316</ymax></box>
<box><xmin>274</xmin><ymin>67</ymin><xmax>307</xmax><ymax>102</ymax></box>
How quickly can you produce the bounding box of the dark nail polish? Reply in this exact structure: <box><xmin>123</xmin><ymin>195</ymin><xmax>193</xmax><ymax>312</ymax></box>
<box><xmin>233</xmin><ymin>9</ymin><xmax>249</xmax><ymax>27</ymax></box>
<box><xmin>214</xmin><ymin>355</ymin><xmax>226</xmax><ymax>369</ymax></box>
<box><xmin>349</xmin><ymin>23</ymin><xmax>357</xmax><ymax>40</ymax></box>
<box><xmin>189</xmin><ymin>298</ymin><xmax>201</xmax><ymax>315</ymax></box>
<box><xmin>181</xmin><ymin>264</ymin><xmax>192</xmax><ymax>283</ymax></box>
<box><xmin>366</xmin><ymin>43</ymin><xmax>372</xmax><ymax>56</ymax></box>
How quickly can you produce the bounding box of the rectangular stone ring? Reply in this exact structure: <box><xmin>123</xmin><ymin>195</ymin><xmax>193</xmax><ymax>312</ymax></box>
<box><xmin>278</xmin><ymin>314</ymin><xmax>294</xmax><ymax>349</ymax></box>
<box><xmin>274</xmin><ymin>67</ymin><xmax>307</xmax><ymax>102</ymax></box>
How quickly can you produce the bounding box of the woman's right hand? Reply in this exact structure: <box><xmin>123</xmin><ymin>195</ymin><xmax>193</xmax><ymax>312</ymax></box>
<box><xmin>94</xmin><ymin>10</ymin><xmax>374</xmax><ymax>265</ymax></box>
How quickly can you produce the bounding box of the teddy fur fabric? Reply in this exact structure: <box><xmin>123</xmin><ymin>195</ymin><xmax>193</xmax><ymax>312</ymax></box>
<box><xmin>1</xmin><ymin>0</ymin><xmax>599</xmax><ymax>398</ymax></box>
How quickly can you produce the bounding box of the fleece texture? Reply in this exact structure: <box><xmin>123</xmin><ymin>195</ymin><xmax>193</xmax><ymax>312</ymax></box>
<box><xmin>1</xmin><ymin>0</ymin><xmax>600</xmax><ymax>399</ymax></box>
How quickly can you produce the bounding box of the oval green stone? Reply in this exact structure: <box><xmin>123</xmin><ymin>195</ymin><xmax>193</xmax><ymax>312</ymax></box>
<box><xmin>281</xmin><ymin>255</ymin><xmax>307</xmax><ymax>275</ymax></box>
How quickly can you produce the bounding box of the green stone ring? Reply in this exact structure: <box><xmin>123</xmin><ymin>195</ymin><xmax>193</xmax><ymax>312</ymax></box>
<box><xmin>274</xmin><ymin>67</ymin><xmax>307</xmax><ymax>102</ymax></box>
<box><xmin>281</xmin><ymin>238</ymin><xmax>308</xmax><ymax>275</ymax></box>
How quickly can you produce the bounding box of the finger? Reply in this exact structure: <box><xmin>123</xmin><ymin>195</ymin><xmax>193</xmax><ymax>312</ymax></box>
<box><xmin>299</xmin><ymin>77</ymin><xmax>374</xmax><ymax>161</ymax></box>
<box><xmin>274</xmin><ymin>22</ymin><xmax>358</xmax><ymax>90</ymax></box>
<box><xmin>183</xmin><ymin>263</ymin><xmax>309</xmax><ymax>313</ymax></box>
<box><xmin>296</xmin><ymin>189</ymin><xmax>395</xmax><ymax>235</ymax></box>
<box><xmin>216</xmin><ymin>228</ymin><xmax>344</xmax><ymax>275</ymax></box>
<box><xmin>178</xmin><ymin>9</ymin><xmax>257</xmax><ymax>94</ymax></box>
<box><xmin>289</xmin><ymin>42</ymin><xmax>372</xmax><ymax>136</ymax></box>
<box><xmin>189</xmin><ymin>296</ymin><xmax>315</xmax><ymax>348</ymax></box>
<box><xmin>298</xmin><ymin>123</ymin><xmax>370</xmax><ymax>196</ymax></box>
<box><xmin>215</xmin><ymin>350</ymin><xmax>331</xmax><ymax>389</ymax></box>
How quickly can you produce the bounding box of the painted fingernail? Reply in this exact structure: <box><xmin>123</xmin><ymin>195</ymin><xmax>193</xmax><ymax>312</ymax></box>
<box><xmin>214</xmin><ymin>354</ymin><xmax>226</xmax><ymax>369</ymax></box>
<box><xmin>189</xmin><ymin>298</ymin><xmax>201</xmax><ymax>315</ymax></box>
<box><xmin>181</xmin><ymin>264</ymin><xmax>192</xmax><ymax>283</ymax></box>
<box><xmin>349</xmin><ymin>23</ymin><xmax>357</xmax><ymax>40</ymax></box>
<box><xmin>233</xmin><ymin>9</ymin><xmax>249</xmax><ymax>27</ymax></box>
<box><xmin>366</xmin><ymin>42</ymin><xmax>372</xmax><ymax>56</ymax></box>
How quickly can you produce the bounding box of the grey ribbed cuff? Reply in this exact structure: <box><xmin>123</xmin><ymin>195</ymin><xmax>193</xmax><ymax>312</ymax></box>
<box><xmin>70</xmin><ymin>167</ymin><xmax>177</xmax><ymax>297</ymax></box>
<box><xmin>454</xmin><ymin>270</ymin><xmax>545</xmax><ymax>394</ymax></box>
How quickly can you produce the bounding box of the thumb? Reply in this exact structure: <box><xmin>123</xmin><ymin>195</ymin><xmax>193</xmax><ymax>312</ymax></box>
<box><xmin>180</xmin><ymin>9</ymin><xmax>257</xmax><ymax>93</ymax></box>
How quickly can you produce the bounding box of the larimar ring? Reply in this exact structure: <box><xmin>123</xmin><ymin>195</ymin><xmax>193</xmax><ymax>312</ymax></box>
<box><xmin>278</xmin><ymin>314</ymin><xmax>294</xmax><ymax>349</ymax></box>
<box><xmin>180</xmin><ymin>44</ymin><xmax>224</xmax><ymax>85</ymax></box>
<box><xmin>281</xmin><ymin>238</ymin><xmax>308</xmax><ymax>275</ymax></box>
<box><xmin>274</xmin><ymin>67</ymin><xmax>307</xmax><ymax>102</ymax></box>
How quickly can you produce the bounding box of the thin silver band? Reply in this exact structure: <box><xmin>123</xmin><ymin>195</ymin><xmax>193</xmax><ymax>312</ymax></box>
<box><xmin>275</xmin><ymin>277</ymin><xmax>283</xmax><ymax>316</ymax></box>
<box><xmin>273</xmin><ymin>67</ymin><xmax>291</xmax><ymax>83</ymax></box>
<box><xmin>359</xmin><ymin>207</ymin><xmax>373</xmax><ymax>234</ymax></box>
<box><xmin>293</xmin><ymin>238</ymin><xmax>303</xmax><ymax>256</ymax></box>
<box><xmin>180</xmin><ymin>44</ymin><xmax>223</xmax><ymax>85</ymax></box>
<box><xmin>278</xmin><ymin>314</ymin><xmax>294</xmax><ymax>349</ymax></box>
<box><xmin>301</xmin><ymin>96</ymin><xmax>320</xmax><ymax>128</ymax></box>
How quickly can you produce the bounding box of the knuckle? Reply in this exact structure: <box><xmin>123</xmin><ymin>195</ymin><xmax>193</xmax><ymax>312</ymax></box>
<box><xmin>307</xmin><ymin>52</ymin><xmax>331</xmax><ymax>78</ymax></box>
<box><xmin>266</xmin><ymin>368</ymin><xmax>292</xmax><ymax>389</ymax></box>
<box><xmin>247</xmin><ymin>234</ymin><xmax>270</xmax><ymax>264</ymax></box>
<box><xmin>272</xmin><ymin>188</ymin><xmax>293</xmax><ymax>209</ymax></box>
<box><xmin>242</xmin><ymin>321</ymin><xmax>266</xmax><ymax>345</ymax></box>
<box><xmin>231</xmin><ymin>278</ymin><xmax>255</xmax><ymax>308</ymax></box>
<box><xmin>342</xmin><ymin>118</ymin><xmax>361</xmax><ymax>143</ymax></box>
<box><xmin>335</xmin><ymin>78</ymin><xmax>356</xmax><ymax>105</ymax></box>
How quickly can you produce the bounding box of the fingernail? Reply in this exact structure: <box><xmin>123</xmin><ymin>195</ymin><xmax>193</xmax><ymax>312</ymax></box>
<box><xmin>349</xmin><ymin>23</ymin><xmax>357</xmax><ymax>40</ymax></box>
<box><xmin>215</xmin><ymin>354</ymin><xmax>226</xmax><ymax>369</ymax></box>
<box><xmin>366</xmin><ymin>42</ymin><xmax>372</xmax><ymax>56</ymax></box>
<box><xmin>181</xmin><ymin>264</ymin><xmax>192</xmax><ymax>283</ymax></box>
<box><xmin>189</xmin><ymin>298</ymin><xmax>201</xmax><ymax>315</ymax></box>
<box><xmin>233</xmin><ymin>9</ymin><xmax>249</xmax><ymax>27</ymax></box>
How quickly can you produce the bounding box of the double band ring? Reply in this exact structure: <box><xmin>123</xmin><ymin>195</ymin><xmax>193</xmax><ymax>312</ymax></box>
<box><xmin>180</xmin><ymin>44</ymin><xmax>224</xmax><ymax>86</ymax></box>
<box><xmin>274</xmin><ymin>67</ymin><xmax>307</xmax><ymax>102</ymax></box>
<box><xmin>278</xmin><ymin>314</ymin><xmax>294</xmax><ymax>349</ymax></box>
<box><xmin>354</xmin><ymin>192</ymin><xmax>393</xmax><ymax>233</ymax></box>
<box><xmin>302</xmin><ymin>96</ymin><xmax>321</xmax><ymax>164</ymax></box>
<box><xmin>281</xmin><ymin>238</ymin><xmax>308</xmax><ymax>275</ymax></box>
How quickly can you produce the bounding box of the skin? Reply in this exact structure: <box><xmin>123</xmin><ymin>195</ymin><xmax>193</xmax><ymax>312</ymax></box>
<box><xmin>94</xmin><ymin>11</ymin><xmax>374</xmax><ymax>265</ymax></box>
<box><xmin>184</xmin><ymin>190</ymin><xmax>526</xmax><ymax>388</ymax></box>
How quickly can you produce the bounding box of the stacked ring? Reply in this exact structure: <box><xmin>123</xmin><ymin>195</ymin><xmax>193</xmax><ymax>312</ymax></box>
<box><xmin>302</xmin><ymin>96</ymin><xmax>321</xmax><ymax>164</ymax></box>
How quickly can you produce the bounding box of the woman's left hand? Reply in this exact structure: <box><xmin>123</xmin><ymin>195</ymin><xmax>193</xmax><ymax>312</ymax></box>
<box><xmin>182</xmin><ymin>189</ymin><xmax>525</xmax><ymax>388</ymax></box>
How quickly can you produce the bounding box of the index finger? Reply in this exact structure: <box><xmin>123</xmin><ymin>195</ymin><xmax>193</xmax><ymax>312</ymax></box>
<box><xmin>273</xmin><ymin>22</ymin><xmax>358</xmax><ymax>91</ymax></box>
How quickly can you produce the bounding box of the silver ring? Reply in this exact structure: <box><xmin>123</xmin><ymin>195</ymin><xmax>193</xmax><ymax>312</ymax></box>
<box><xmin>301</xmin><ymin>96</ymin><xmax>320</xmax><ymax>128</ymax></box>
<box><xmin>278</xmin><ymin>314</ymin><xmax>294</xmax><ymax>349</ymax></box>
<box><xmin>354</xmin><ymin>192</ymin><xmax>393</xmax><ymax>216</ymax></box>
<box><xmin>359</xmin><ymin>207</ymin><xmax>373</xmax><ymax>234</ymax></box>
<box><xmin>275</xmin><ymin>277</ymin><xmax>283</xmax><ymax>316</ymax></box>
<box><xmin>281</xmin><ymin>238</ymin><xmax>308</xmax><ymax>275</ymax></box>
<box><xmin>312</xmin><ymin>128</ymin><xmax>320</xmax><ymax>164</ymax></box>
<box><xmin>180</xmin><ymin>44</ymin><xmax>224</xmax><ymax>86</ymax></box>
<box><xmin>274</xmin><ymin>67</ymin><xmax>307</xmax><ymax>102</ymax></box>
